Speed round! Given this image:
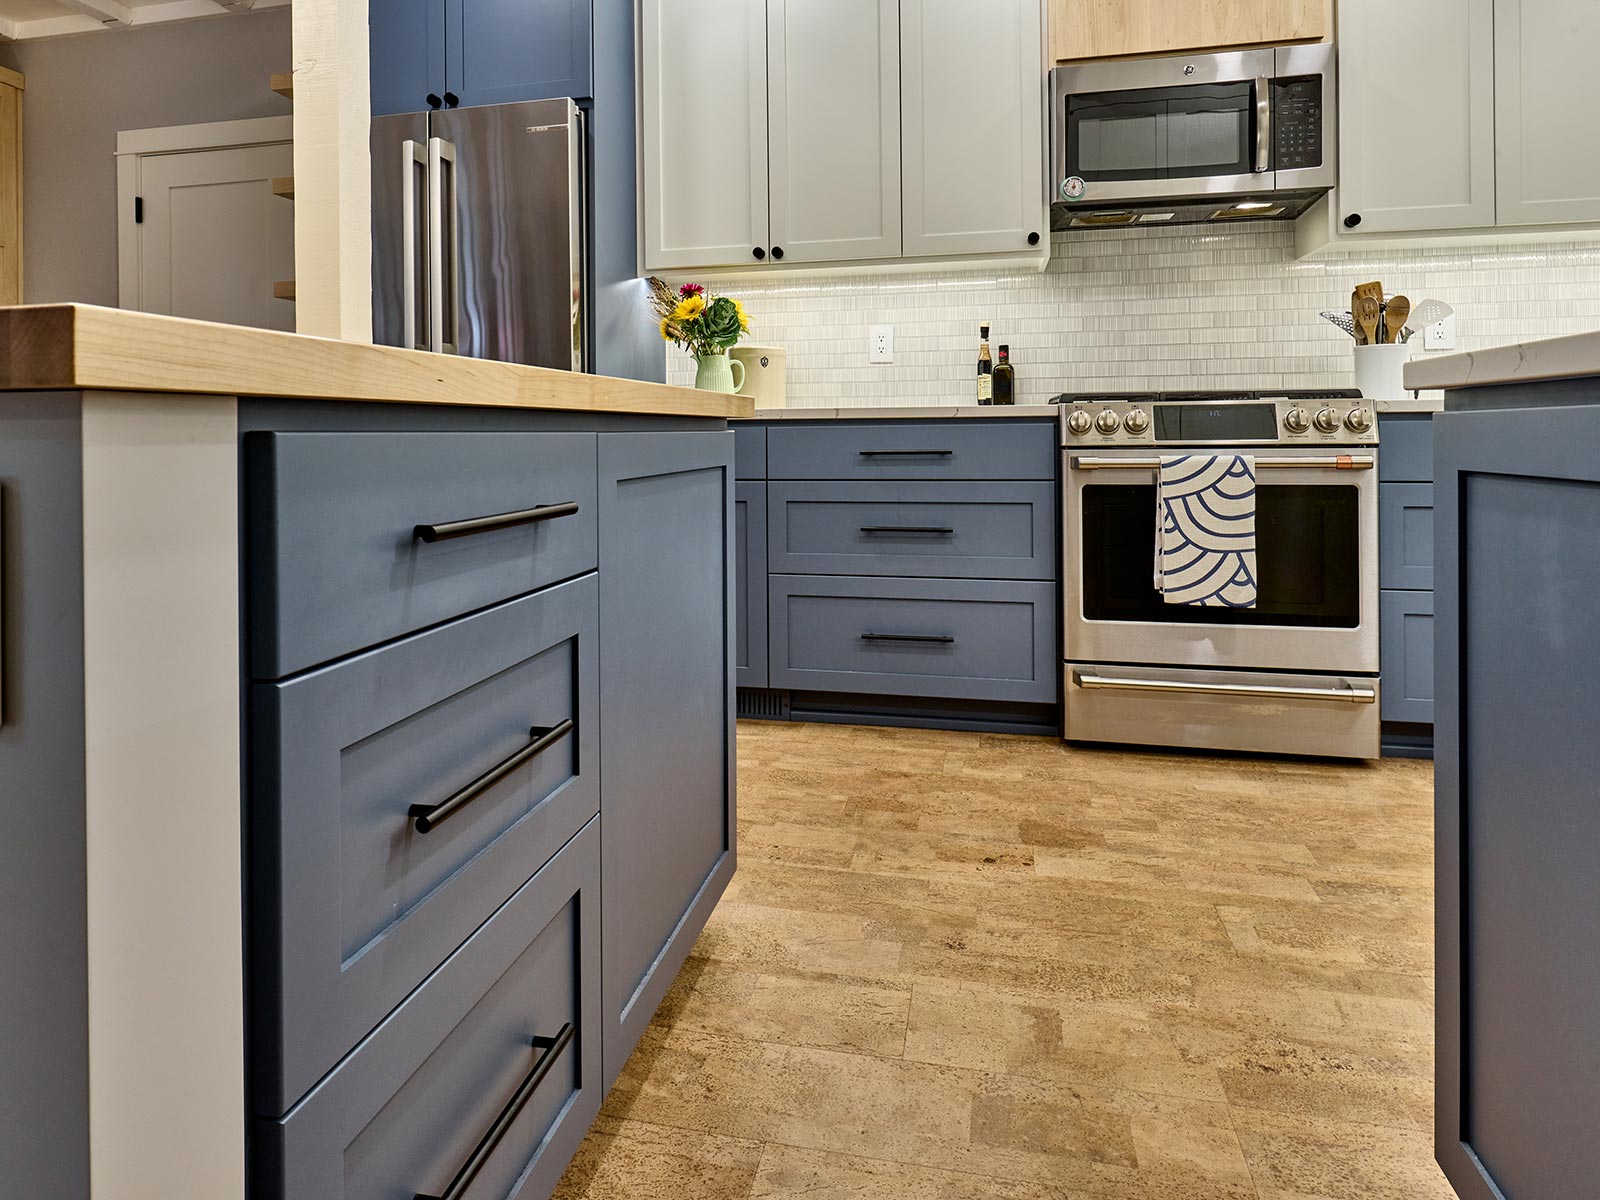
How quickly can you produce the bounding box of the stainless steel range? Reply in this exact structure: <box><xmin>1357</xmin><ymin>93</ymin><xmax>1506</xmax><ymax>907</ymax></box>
<box><xmin>1056</xmin><ymin>390</ymin><xmax>1380</xmax><ymax>759</ymax></box>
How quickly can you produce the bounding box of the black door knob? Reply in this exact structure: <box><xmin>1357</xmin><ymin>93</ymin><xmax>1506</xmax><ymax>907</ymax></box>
<box><xmin>426</xmin><ymin>93</ymin><xmax>443</xmax><ymax>109</ymax></box>
<box><xmin>752</xmin><ymin>247</ymin><xmax>767</xmax><ymax>260</ymax></box>
<box><xmin>1343</xmin><ymin>213</ymin><xmax>1363</xmax><ymax>229</ymax></box>
<box><xmin>770</xmin><ymin>246</ymin><xmax>785</xmax><ymax>260</ymax></box>
<box><xmin>444</xmin><ymin>91</ymin><xmax>460</xmax><ymax>107</ymax></box>
<box><xmin>1027</xmin><ymin>231</ymin><xmax>1041</xmax><ymax>246</ymax></box>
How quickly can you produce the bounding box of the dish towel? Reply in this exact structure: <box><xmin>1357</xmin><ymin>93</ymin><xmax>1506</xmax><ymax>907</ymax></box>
<box><xmin>1154</xmin><ymin>454</ymin><xmax>1258</xmax><ymax>607</ymax></box>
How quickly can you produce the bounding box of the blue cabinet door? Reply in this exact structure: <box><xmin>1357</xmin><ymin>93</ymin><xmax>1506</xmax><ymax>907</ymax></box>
<box><xmin>1378</xmin><ymin>589</ymin><xmax>1433</xmax><ymax>724</ymax></box>
<box><xmin>1379</xmin><ymin>483</ymin><xmax>1435</xmax><ymax>591</ymax></box>
<box><xmin>597</xmin><ymin>431</ymin><xmax>735</xmax><ymax>1085</ymax></box>
<box><xmin>736</xmin><ymin>482</ymin><xmax>769</xmax><ymax>688</ymax></box>
<box><xmin>370</xmin><ymin>0</ymin><xmax>446</xmax><ymax>116</ymax></box>
<box><xmin>446</xmin><ymin>0</ymin><xmax>594</xmax><ymax>105</ymax></box>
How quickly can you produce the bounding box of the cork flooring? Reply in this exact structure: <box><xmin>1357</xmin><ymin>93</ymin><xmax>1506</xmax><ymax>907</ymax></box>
<box><xmin>554</xmin><ymin>721</ymin><xmax>1454</xmax><ymax>1200</ymax></box>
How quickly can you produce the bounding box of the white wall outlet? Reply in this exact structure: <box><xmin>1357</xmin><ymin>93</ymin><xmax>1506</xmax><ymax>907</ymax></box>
<box><xmin>868</xmin><ymin>324</ymin><xmax>895</xmax><ymax>364</ymax></box>
<box><xmin>1424</xmin><ymin>312</ymin><xmax>1457</xmax><ymax>351</ymax></box>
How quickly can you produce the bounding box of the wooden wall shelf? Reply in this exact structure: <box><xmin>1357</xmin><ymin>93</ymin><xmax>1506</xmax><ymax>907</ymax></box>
<box><xmin>271</xmin><ymin>177</ymin><xmax>294</xmax><ymax>201</ymax></box>
<box><xmin>269</xmin><ymin>72</ymin><xmax>294</xmax><ymax>102</ymax></box>
<box><xmin>273</xmin><ymin>281</ymin><xmax>296</xmax><ymax>302</ymax></box>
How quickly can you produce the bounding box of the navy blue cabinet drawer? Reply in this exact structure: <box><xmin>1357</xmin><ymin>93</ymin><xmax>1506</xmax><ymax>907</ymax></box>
<box><xmin>1378</xmin><ymin>414</ymin><xmax>1435</xmax><ymax>482</ymax></box>
<box><xmin>769</xmin><ymin>575</ymin><xmax>1057</xmax><ymax>703</ymax></box>
<box><xmin>246</xmin><ymin>430</ymin><xmax>598</xmax><ymax>678</ymax></box>
<box><xmin>257</xmin><ymin>817</ymin><xmax>602</xmax><ymax>1200</ymax></box>
<box><xmin>251</xmin><ymin>575</ymin><xmax>599</xmax><ymax>1115</ymax></box>
<box><xmin>734</xmin><ymin>425</ymin><xmax>766</xmax><ymax>480</ymax></box>
<box><xmin>767</xmin><ymin>421</ymin><xmax>1057</xmax><ymax>481</ymax></box>
<box><xmin>1380</xmin><ymin>483</ymin><xmax>1434</xmax><ymax>591</ymax></box>
<box><xmin>768</xmin><ymin>480</ymin><xmax>1056</xmax><ymax>580</ymax></box>
<box><xmin>1380</xmin><ymin>589</ymin><xmax>1434</xmax><ymax>724</ymax></box>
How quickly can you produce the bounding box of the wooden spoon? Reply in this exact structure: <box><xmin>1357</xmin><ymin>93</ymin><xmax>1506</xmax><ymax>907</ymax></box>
<box><xmin>1352</xmin><ymin>282</ymin><xmax>1384</xmax><ymax>347</ymax></box>
<box><xmin>1383</xmin><ymin>295</ymin><xmax>1411</xmax><ymax>345</ymax></box>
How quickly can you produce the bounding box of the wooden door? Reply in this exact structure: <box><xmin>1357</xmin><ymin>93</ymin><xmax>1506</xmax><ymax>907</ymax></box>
<box><xmin>639</xmin><ymin>0</ymin><xmax>770</xmax><ymax>270</ymax></box>
<box><xmin>1337</xmin><ymin>0</ymin><xmax>1496</xmax><ymax>233</ymax></box>
<box><xmin>1495</xmin><ymin>0</ymin><xmax>1600</xmax><ymax>226</ymax></box>
<box><xmin>129</xmin><ymin>142</ymin><xmax>296</xmax><ymax>331</ymax></box>
<box><xmin>1050</xmin><ymin>0</ymin><xmax>1326</xmax><ymax>62</ymax></box>
<box><xmin>902</xmin><ymin>0</ymin><xmax>1046</xmax><ymax>258</ymax></box>
<box><xmin>767</xmin><ymin>0</ymin><xmax>901</xmax><ymax>264</ymax></box>
<box><xmin>446</xmin><ymin>0</ymin><xmax>594</xmax><ymax>106</ymax></box>
<box><xmin>0</xmin><ymin>68</ymin><xmax>21</xmax><ymax>305</ymax></box>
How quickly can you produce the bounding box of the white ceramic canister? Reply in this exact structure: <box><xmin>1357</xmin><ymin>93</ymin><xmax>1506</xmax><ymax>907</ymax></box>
<box><xmin>1352</xmin><ymin>343</ymin><xmax>1415</xmax><ymax>400</ymax></box>
<box><xmin>730</xmin><ymin>345</ymin><xmax>787</xmax><ymax>408</ymax></box>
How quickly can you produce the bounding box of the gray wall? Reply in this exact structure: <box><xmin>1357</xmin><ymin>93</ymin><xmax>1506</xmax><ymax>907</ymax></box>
<box><xmin>0</xmin><ymin>11</ymin><xmax>291</xmax><ymax>305</ymax></box>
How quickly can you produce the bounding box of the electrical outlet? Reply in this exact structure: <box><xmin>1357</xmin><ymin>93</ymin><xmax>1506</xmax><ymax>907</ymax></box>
<box><xmin>868</xmin><ymin>324</ymin><xmax>895</xmax><ymax>364</ymax></box>
<box><xmin>1424</xmin><ymin>313</ymin><xmax>1457</xmax><ymax>351</ymax></box>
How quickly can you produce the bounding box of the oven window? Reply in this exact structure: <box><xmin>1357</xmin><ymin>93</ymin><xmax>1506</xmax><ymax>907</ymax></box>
<box><xmin>1079</xmin><ymin>483</ymin><xmax>1361</xmax><ymax>626</ymax></box>
<box><xmin>1066</xmin><ymin>83</ymin><xmax>1254</xmax><ymax>181</ymax></box>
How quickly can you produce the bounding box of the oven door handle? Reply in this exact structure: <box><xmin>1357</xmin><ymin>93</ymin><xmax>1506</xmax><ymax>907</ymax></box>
<box><xmin>1073</xmin><ymin>672</ymin><xmax>1376</xmax><ymax>705</ymax></box>
<box><xmin>1071</xmin><ymin>455</ymin><xmax>1374</xmax><ymax>471</ymax></box>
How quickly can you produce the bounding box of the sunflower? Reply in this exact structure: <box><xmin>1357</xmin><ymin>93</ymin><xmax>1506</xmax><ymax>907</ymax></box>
<box><xmin>659</xmin><ymin>316</ymin><xmax>675</xmax><ymax>342</ymax></box>
<box><xmin>732</xmin><ymin>299</ymin><xmax>751</xmax><ymax>332</ymax></box>
<box><xmin>671</xmin><ymin>293</ymin><xmax>707</xmax><ymax>322</ymax></box>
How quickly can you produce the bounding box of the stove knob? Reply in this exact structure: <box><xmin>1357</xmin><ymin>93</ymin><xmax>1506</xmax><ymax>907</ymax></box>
<box><xmin>1313</xmin><ymin>407</ymin><xmax>1341</xmax><ymax>433</ymax></box>
<box><xmin>1123</xmin><ymin>408</ymin><xmax>1150</xmax><ymax>435</ymax></box>
<box><xmin>1345</xmin><ymin>406</ymin><xmax>1374</xmax><ymax>433</ymax></box>
<box><xmin>1066</xmin><ymin>409</ymin><xmax>1093</xmax><ymax>436</ymax></box>
<box><xmin>1283</xmin><ymin>406</ymin><xmax>1311</xmax><ymax>434</ymax></box>
<box><xmin>1095</xmin><ymin>409</ymin><xmax>1122</xmax><ymax>435</ymax></box>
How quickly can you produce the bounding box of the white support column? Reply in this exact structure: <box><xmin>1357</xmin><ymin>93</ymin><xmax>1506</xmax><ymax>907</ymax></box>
<box><xmin>81</xmin><ymin>392</ymin><xmax>244</xmax><ymax>1200</ymax></box>
<box><xmin>290</xmin><ymin>0</ymin><xmax>373</xmax><ymax>341</ymax></box>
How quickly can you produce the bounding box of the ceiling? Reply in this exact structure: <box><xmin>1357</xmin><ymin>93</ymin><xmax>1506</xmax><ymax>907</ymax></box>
<box><xmin>0</xmin><ymin>0</ymin><xmax>288</xmax><ymax>42</ymax></box>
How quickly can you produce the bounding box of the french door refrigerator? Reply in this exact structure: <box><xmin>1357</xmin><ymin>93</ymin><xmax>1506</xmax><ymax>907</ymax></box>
<box><xmin>372</xmin><ymin>98</ymin><xmax>586</xmax><ymax>370</ymax></box>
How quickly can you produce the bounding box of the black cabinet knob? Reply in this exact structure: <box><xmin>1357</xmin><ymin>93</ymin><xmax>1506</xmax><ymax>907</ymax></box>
<box><xmin>752</xmin><ymin>247</ymin><xmax>767</xmax><ymax>260</ymax></box>
<box><xmin>770</xmin><ymin>246</ymin><xmax>785</xmax><ymax>260</ymax></box>
<box><xmin>444</xmin><ymin>91</ymin><xmax>460</xmax><ymax>107</ymax></box>
<box><xmin>426</xmin><ymin>93</ymin><xmax>443</xmax><ymax>109</ymax></box>
<box><xmin>1027</xmin><ymin>231</ymin><xmax>1041</xmax><ymax>246</ymax></box>
<box><xmin>1344</xmin><ymin>213</ymin><xmax>1363</xmax><ymax>229</ymax></box>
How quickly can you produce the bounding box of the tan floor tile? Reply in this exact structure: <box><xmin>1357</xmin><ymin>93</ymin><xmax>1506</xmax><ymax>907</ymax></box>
<box><xmin>1233</xmin><ymin>1108</ymin><xmax>1457</xmax><ymax>1199</ymax></box>
<box><xmin>551</xmin><ymin>1116</ymin><xmax>761</xmax><ymax>1200</ymax></box>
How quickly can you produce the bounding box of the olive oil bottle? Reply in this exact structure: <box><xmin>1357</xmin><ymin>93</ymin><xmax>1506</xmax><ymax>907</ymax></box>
<box><xmin>992</xmin><ymin>344</ymin><xmax>1015</xmax><ymax>405</ymax></box>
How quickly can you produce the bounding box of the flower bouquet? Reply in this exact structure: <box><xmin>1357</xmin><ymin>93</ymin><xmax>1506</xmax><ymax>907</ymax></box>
<box><xmin>648</xmin><ymin>278</ymin><xmax>752</xmax><ymax>393</ymax></box>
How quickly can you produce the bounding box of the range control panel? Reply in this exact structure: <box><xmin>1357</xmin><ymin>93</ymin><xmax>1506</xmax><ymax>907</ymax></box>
<box><xmin>1060</xmin><ymin>397</ymin><xmax>1378</xmax><ymax>447</ymax></box>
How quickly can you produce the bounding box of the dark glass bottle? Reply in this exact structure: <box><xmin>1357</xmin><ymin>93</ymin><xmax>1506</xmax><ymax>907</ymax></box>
<box><xmin>976</xmin><ymin>324</ymin><xmax>993</xmax><ymax>405</ymax></box>
<box><xmin>992</xmin><ymin>345</ymin><xmax>1015</xmax><ymax>406</ymax></box>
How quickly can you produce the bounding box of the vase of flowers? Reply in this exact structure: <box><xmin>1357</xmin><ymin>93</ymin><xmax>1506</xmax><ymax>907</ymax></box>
<box><xmin>649</xmin><ymin>278</ymin><xmax>752</xmax><ymax>393</ymax></box>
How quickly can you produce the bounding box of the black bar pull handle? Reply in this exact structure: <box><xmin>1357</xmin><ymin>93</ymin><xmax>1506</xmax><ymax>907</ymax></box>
<box><xmin>414</xmin><ymin>1022</ymin><xmax>575</xmax><ymax>1200</ymax></box>
<box><xmin>858</xmin><ymin>448</ymin><xmax>954</xmax><ymax>457</ymax></box>
<box><xmin>860</xmin><ymin>633</ymin><xmax>956</xmax><ymax>645</ymax></box>
<box><xmin>414</xmin><ymin>501</ymin><xmax>580</xmax><ymax>544</ymax></box>
<box><xmin>859</xmin><ymin>525</ymin><xmax>954</xmax><ymax>536</ymax></box>
<box><xmin>409</xmin><ymin>719</ymin><xmax>575</xmax><ymax>834</ymax></box>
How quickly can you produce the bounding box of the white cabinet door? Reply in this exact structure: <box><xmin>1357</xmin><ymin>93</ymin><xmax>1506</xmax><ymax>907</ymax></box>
<box><xmin>1495</xmin><ymin>0</ymin><xmax>1600</xmax><ymax>227</ymax></box>
<box><xmin>767</xmin><ymin>0</ymin><xmax>901</xmax><ymax>263</ymax></box>
<box><xmin>902</xmin><ymin>0</ymin><xmax>1046</xmax><ymax>258</ymax></box>
<box><xmin>640</xmin><ymin>0</ymin><xmax>769</xmax><ymax>271</ymax></box>
<box><xmin>1337</xmin><ymin>0</ymin><xmax>1495</xmax><ymax>234</ymax></box>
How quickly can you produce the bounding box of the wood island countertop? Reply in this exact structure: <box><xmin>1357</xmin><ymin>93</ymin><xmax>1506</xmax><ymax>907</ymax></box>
<box><xmin>0</xmin><ymin>304</ymin><xmax>752</xmax><ymax>419</ymax></box>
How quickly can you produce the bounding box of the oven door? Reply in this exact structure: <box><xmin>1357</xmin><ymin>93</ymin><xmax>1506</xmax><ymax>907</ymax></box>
<box><xmin>1064</xmin><ymin>446</ymin><xmax>1379</xmax><ymax>673</ymax></box>
<box><xmin>1051</xmin><ymin>49</ymin><xmax>1274</xmax><ymax>205</ymax></box>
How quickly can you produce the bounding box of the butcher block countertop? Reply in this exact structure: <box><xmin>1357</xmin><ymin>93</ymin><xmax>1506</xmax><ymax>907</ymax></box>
<box><xmin>0</xmin><ymin>304</ymin><xmax>751</xmax><ymax>419</ymax></box>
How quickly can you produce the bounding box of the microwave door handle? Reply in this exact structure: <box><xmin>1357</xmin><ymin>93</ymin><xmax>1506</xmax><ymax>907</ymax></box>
<box><xmin>1254</xmin><ymin>76</ymin><xmax>1272</xmax><ymax>173</ymax></box>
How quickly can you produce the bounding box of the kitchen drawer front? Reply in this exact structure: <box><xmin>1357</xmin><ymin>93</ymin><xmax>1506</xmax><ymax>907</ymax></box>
<box><xmin>768</xmin><ymin>480</ymin><xmax>1057</xmax><ymax>580</ymax></box>
<box><xmin>252</xmin><ymin>574</ymin><xmax>599</xmax><ymax>1115</ymax></box>
<box><xmin>246</xmin><ymin>430</ymin><xmax>599</xmax><ymax>678</ymax></box>
<box><xmin>735</xmin><ymin>425</ymin><xmax>767</xmax><ymax>480</ymax></box>
<box><xmin>1381</xmin><ymin>589</ymin><xmax>1435</xmax><ymax>725</ymax></box>
<box><xmin>769</xmin><ymin>575</ymin><xmax>1057</xmax><ymax>702</ymax></box>
<box><xmin>260</xmin><ymin>817</ymin><xmax>602</xmax><ymax>1200</ymax></box>
<box><xmin>1380</xmin><ymin>483</ymin><xmax>1435</xmax><ymax>591</ymax></box>
<box><xmin>1378</xmin><ymin>415</ymin><xmax>1434</xmax><ymax>482</ymax></box>
<box><xmin>766</xmin><ymin>421</ymin><xmax>1057</xmax><ymax>481</ymax></box>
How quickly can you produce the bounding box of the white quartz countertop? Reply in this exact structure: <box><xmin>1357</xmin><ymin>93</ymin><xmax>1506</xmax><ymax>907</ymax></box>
<box><xmin>1372</xmin><ymin>396</ymin><xmax>1444</xmax><ymax>414</ymax></box>
<box><xmin>1404</xmin><ymin>330</ymin><xmax>1600</xmax><ymax>391</ymax></box>
<box><xmin>742</xmin><ymin>404</ymin><xmax>1061</xmax><ymax>420</ymax></box>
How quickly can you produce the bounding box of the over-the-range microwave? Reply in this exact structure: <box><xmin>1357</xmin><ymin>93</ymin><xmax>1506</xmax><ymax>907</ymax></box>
<box><xmin>1049</xmin><ymin>43</ymin><xmax>1335</xmax><ymax>228</ymax></box>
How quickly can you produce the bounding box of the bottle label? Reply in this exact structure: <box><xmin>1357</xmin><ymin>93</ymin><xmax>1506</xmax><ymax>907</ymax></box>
<box><xmin>977</xmin><ymin>376</ymin><xmax>993</xmax><ymax>402</ymax></box>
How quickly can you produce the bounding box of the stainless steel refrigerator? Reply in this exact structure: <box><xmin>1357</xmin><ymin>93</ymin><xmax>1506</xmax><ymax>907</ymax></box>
<box><xmin>371</xmin><ymin>98</ymin><xmax>586</xmax><ymax>370</ymax></box>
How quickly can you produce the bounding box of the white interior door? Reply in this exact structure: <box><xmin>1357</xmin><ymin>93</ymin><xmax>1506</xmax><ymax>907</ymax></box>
<box><xmin>767</xmin><ymin>0</ymin><xmax>901</xmax><ymax>264</ymax></box>
<box><xmin>129</xmin><ymin>142</ymin><xmax>295</xmax><ymax>331</ymax></box>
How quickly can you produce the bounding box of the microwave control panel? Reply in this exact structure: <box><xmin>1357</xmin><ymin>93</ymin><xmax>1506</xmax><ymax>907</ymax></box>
<box><xmin>1273</xmin><ymin>76</ymin><xmax>1324</xmax><ymax>171</ymax></box>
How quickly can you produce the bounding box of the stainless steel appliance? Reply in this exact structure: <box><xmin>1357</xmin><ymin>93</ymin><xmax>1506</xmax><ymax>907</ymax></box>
<box><xmin>1049</xmin><ymin>44</ymin><xmax>1335</xmax><ymax>227</ymax></box>
<box><xmin>372</xmin><ymin>98</ymin><xmax>585</xmax><ymax>370</ymax></box>
<box><xmin>1057</xmin><ymin>390</ymin><xmax>1380</xmax><ymax>759</ymax></box>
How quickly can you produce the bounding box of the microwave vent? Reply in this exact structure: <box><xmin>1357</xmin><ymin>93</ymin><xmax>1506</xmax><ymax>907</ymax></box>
<box><xmin>1069</xmin><ymin>211</ymin><xmax>1138</xmax><ymax>228</ymax></box>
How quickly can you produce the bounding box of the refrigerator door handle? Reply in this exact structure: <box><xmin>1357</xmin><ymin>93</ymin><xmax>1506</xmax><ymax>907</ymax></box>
<box><xmin>427</xmin><ymin>136</ymin><xmax>460</xmax><ymax>355</ymax></box>
<box><xmin>401</xmin><ymin>138</ymin><xmax>429</xmax><ymax>352</ymax></box>
<box><xmin>567</xmin><ymin>107</ymin><xmax>585</xmax><ymax>373</ymax></box>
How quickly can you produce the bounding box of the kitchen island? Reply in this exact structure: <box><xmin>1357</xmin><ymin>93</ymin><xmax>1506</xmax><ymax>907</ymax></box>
<box><xmin>0</xmin><ymin>306</ymin><xmax>748</xmax><ymax>1200</ymax></box>
<box><xmin>1406</xmin><ymin>337</ymin><xmax>1600</xmax><ymax>1200</ymax></box>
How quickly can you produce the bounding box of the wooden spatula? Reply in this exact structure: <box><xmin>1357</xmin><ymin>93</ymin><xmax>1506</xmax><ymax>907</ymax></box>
<box><xmin>1383</xmin><ymin>295</ymin><xmax>1411</xmax><ymax>345</ymax></box>
<box><xmin>1352</xmin><ymin>282</ymin><xmax>1384</xmax><ymax>346</ymax></box>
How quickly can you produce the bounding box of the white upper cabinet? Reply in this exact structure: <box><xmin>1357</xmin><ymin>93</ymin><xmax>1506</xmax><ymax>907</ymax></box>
<box><xmin>1337</xmin><ymin>0</ymin><xmax>1496</xmax><ymax>234</ymax></box>
<box><xmin>640</xmin><ymin>0</ymin><xmax>770</xmax><ymax>270</ymax></box>
<box><xmin>1494</xmin><ymin>0</ymin><xmax>1600</xmax><ymax>227</ymax></box>
<box><xmin>767</xmin><ymin>0</ymin><xmax>901</xmax><ymax>264</ymax></box>
<box><xmin>902</xmin><ymin>0</ymin><xmax>1047</xmax><ymax>258</ymax></box>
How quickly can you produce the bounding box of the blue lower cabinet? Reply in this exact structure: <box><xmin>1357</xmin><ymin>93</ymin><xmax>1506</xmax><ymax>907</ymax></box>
<box><xmin>769</xmin><ymin>575</ymin><xmax>1057</xmax><ymax>704</ymax></box>
<box><xmin>736</xmin><ymin>482</ymin><xmax>769</xmax><ymax>688</ymax></box>
<box><xmin>598</xmin><ymin>432</ymin><xmax>736</xmax><ymax>1084</ymax></box>
<box><xmin>251</xmin><ymin>575</ymin><xmax>600</xmax><ymax>1115</ymax></box>
<box><xmin>1379</xmin><ymin>589</ymin><xmax>1434</xmax><ymax>724</ymax></box>
<box><xmin>734</xmin><ymin>425</ymin><xmax>766</xmax><ymax>480</ymax></box>
<box><xmin>256</xmin><ymin>817</ymin><xmax>602</xmax><ymax>1200</ymax></box>
<box><xmin>1378</xmin><ymin>413</ymin><xmax>1435</xmax><ymax>482</ymax></box>
<box><xmin>1379</xmin><ymin>483</ymin><xmax>1435</xmax><ymax>591</ymax></box>
<box><xmin>766</xmin><ymin>420</ymin><xmax>1058</xmax><ymax>481</ymax></box>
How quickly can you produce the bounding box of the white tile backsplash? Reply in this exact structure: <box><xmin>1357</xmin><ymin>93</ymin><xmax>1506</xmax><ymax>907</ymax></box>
<box><xmin>663</xmin><ymin>224</ymin><xmax>1600</xmax><ymax>405</ymax></box>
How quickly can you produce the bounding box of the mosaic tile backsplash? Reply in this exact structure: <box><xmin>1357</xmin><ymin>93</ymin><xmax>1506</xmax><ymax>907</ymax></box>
<box><xmin>663</xmin><ymin>224</ymin><xmax>1600</xmax><ymax>406</ymax></box>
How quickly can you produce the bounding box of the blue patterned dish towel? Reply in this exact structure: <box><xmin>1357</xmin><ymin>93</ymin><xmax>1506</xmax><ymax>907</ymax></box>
<box><xmin>1154</xmin><ymin>455</ymin><xmax>1258</xmax><ymax>607</ymax></box>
